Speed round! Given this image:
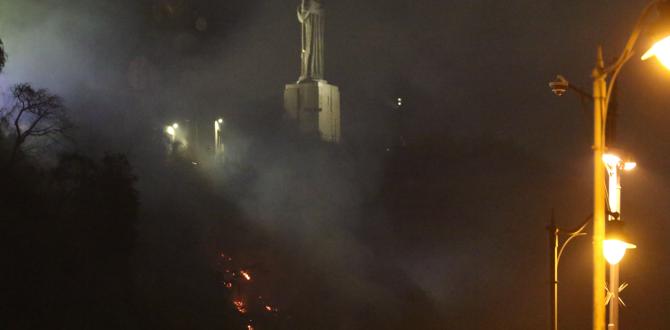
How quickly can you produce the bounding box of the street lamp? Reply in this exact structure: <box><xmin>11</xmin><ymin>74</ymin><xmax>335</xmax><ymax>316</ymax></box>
<box><xmin>548</xmin><ymin>213</ymin><xmax>591</xmax><ymax>330</ymax></box>
<box><xmin>214</xmin><ymin>118</ymin><xmax>224</xmax><ymax>155</ymax></box>
<box><xmin>602</xmin><ymin>150</ymin><xmax>636</xmax><ymax>330</ymax></box>
<box><xmin>604</xmin><ymin>220</ymin><xmax>636</xmax><ymax>330</ymax></box>
<box><xmin>166</xmin><ymin>122</ymin><xmax>179</xmax><ymax>144</ymax></box>
<box><xmin>550</xmin><ymin>2</ymin><xmax>670</xmax><ymax>329</ymax></box>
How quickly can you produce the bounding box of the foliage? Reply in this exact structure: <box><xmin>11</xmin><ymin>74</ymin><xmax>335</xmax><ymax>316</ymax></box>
<box><xmin>0</xmin><ymin>152</ymin><xmax>139</xmax><ymax>329</ymax></box>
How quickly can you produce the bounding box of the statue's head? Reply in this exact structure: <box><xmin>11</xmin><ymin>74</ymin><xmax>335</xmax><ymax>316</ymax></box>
<box><xmin>309</xmin><ymin>0</ymin><xmax>323</xmax><ymax>10</ymax></box>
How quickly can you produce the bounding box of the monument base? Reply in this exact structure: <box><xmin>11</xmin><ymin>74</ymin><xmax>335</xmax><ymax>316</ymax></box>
<box><xmin>284</xmin><ymin>80</ymin><xmax>341</xmax><ymax>143</ymax></box>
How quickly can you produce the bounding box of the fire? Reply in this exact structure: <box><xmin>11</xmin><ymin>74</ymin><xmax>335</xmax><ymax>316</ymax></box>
<box><xmin>233</xmin><ymin>300</ymin><xmax>247</xmax><ymax>314</ymax></box>
<box><xmin>240</xmin><ymin>270</ymin><xmax>251</xmax><ymax>281</ymax></box>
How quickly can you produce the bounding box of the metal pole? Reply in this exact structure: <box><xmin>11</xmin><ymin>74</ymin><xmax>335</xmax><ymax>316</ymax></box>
<box><xmin>592</xmin><ymin>46</ymin><xmax>607</xmax><ymax>330</ymax></box>
<box><xmin>608</xmin><ymin>263</ymin><xmax>620</xmax><ymax>330</ymax></box>
<box><xmin>549</xmin><ymin>213</ymin><xmax>559</xmax><ymax>330</ymax></box>
<box><xmin>606</xmin><ymin>151</ymin><xmax>622</xmax><ymax>330</ymax></box>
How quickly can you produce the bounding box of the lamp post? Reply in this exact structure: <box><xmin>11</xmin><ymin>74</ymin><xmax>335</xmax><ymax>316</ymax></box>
<box><xmin>166</xmin><ymin>122</ymin><xmax>178</xmax><ymax>143</ymax></box>
<box><xmin>214</xmin><ymin>118</ymin><xmax>224</xmax><ymax>155</ymax></box>
<box><xmin>550</xmin><ymin>2</ymin><xmax>670</xmax><ymax>329</ymax></box>
<box><xmin>548</xmin><ymin>213</ymin><xmax>591</xmax><ymax>330</ymax></box>
<box><xmin>602</xmin><ymin>151</ymin><xmax>637</xmax><ymax>330</ymax></box>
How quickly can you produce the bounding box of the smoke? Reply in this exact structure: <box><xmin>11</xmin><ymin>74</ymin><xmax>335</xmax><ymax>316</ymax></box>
<box><xmin>3</xmin><ymin>0</ymin><xmax>670</xmax><ymax>329</ymax></box>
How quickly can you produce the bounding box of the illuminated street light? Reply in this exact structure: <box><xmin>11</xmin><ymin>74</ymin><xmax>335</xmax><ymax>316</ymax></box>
<box><xmin>604</xmin><ymin>220</ymin><xmax>636</xmax><ymax>265</ymax></box>
<box><xmin>603</xmin><ymin>239</ymin><xmax>636</xmax><ymax>265</ymax></box>
<box><xmin>166</xmin><ymin>122</ymin><xmax>179</xmax><ymax>145</ymax></box>
<box><xmin>642</xmin><ymin>35</ymin><xmax>670</xmax><ymax>69</ymax></box>
<box><xmin>549</xmin><ymin>2</ymin><xmax>670</xmax><ymax>329</ymax></box>
<box><xmin>214</xmin><ymin>117</ymin><xmax>224</xmax><ymax>155</ymax></box>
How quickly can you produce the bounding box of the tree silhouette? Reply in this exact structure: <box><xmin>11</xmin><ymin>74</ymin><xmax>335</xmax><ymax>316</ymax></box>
<box><xmin>0</xmin><ymin>38</ymin><xmax>6</xmax><ymax>73</ymax></box>
<box><xmin>1</xmin><ymin>83</ymin><xmax>69</xmax><ymax>166</ymax></box>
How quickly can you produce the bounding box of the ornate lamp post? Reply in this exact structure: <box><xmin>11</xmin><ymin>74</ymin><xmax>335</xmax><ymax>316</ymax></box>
<box><xmin>549</xmin><ymin>1</ymin><xmax>670</xmax><ymax>329</ymax></box>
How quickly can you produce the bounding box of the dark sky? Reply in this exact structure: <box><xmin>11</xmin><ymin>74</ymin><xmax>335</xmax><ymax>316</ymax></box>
<box><xmin>2</xmin><ymin>0</ymin><xmax>670</xmax><ymax>328</ymax></box>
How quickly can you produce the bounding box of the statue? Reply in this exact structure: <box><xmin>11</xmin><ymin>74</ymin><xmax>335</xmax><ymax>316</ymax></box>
<box><xmin>297</xmin><ymin>0</ymin><xmax>324</xmax><ymax>82</ymax></box>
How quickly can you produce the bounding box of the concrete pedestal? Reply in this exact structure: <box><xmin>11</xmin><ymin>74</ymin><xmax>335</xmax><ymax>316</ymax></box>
<box><xmin>284</xmin><ymin>80</ymin><xmax>341</xmax><ymax>143</ymax></box>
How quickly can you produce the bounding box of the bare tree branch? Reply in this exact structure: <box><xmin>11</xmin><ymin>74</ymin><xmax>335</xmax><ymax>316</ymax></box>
<box><xmin>3</xmin><ymin>83</ymin><xmax>70</xmax><ymax>167</ymax></box>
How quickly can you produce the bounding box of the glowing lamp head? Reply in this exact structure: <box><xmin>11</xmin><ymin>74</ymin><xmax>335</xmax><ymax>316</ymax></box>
<box><xmin>604</xmin><ymin>239</ymin><xmax>634</xmax><ymax>265</ymax></box>
<box><xmin>218</xmin><ymin>118</ymin><xmax>224</xmax><ymax>123</ymax></box>
<box><xmin>172</xmin><ymin>123</ymin><xmax>179</xmax><ymax>129</ymax></box>
<box><xmin>623</xmin><ymin>161</ymin><xmax>637</xmax><ymax>171</ymax></box>
<box><xmin>642</xmin><ymin>35</ymin><xmax>670</xmax><ymax>70</ymax></box>
<box><xmin>602</xmin><ymin>153</ymin><xmax>622</xmax><ymax>168</ymax></box>
<box><xmin>166</xmin><ymin>126</ymin><xmax>176</xmax><ymax>136</ymax></box>
<box><xmin>604</xmin><ymin>221</ymin><xmax>636</xmax><ymax>265</ymax></box>
<box><xmin>602</xmin><ymin>150</ymin><xmax>636</xmax><ymax>171</ymax></box>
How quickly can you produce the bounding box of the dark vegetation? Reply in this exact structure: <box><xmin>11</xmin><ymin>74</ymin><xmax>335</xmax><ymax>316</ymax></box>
<box><xmin>0</xmin><ymin>37</ymin><xmax>140</xmax><ymax>329</ymax></box>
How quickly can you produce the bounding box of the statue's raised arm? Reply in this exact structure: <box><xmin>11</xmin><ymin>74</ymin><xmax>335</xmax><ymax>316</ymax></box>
<box><xmin>297</xmin><ymin>0</ymin><xmax>311</xmax><ymax>23</ymax></box>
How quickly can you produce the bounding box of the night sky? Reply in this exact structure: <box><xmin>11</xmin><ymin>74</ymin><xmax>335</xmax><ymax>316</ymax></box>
<box><xmin>2</xmin><ymin>0</ymin><xmax>670</xmax><ymax>329</ymax></box>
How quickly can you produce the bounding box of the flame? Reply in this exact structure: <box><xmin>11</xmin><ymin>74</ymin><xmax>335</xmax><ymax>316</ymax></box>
<box><xmin>240</xmin><ymin>270</ymin><xmax>251</xmax><ymax>281</ymax></box>
<box><xmin>233</xmin><ymin>300</ymin><xmax>247</xmax><ymax>314</ymax></box>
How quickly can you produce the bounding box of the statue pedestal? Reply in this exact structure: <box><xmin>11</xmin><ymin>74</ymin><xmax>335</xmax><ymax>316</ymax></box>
<box><xmin>284</xmin><ymin>80</ymin><xmax>341</xmax><ymax>143</ymax></box>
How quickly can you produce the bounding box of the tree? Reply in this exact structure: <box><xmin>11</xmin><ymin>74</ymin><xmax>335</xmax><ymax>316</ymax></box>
<box><xmin>0</xmin><ymin>38</ymin><xmax>6</xmax><ymax>73</ymax></box>
<box><xmin>1</xmin><ymin>83</ymin><xmax>69</xmax><ymax>166</ymax></box>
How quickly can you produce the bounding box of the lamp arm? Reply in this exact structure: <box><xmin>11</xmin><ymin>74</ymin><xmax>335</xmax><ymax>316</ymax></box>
<box><xmin>569</xmin><ymin>83</ymin><xmax>594</xmax><ymax>100</ymax></box>
<box><xmin>603</xmin><ymin>0</ymin><xmax>663</xmax><ymax>128</ymax></box>
<box><xmin>605</xmin><ymin>0</ymin><xmax>662</xmax><ymax>75</ymax></box>
<box><xmin>557</xmin><ymin>214</ymin><xmax>593</xmax><ymax>265</ymax></box>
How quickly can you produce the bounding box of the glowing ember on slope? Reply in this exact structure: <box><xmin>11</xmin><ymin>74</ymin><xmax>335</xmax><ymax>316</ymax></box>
<box><xmin>240</xmin><ymin>270</ymin><xmax>251</xmax><ymax>281</ymax></box>
<box><xmin>233</xmin><ymin>300</ymin><xmax>247</xmax><ymax>314</ymax></box>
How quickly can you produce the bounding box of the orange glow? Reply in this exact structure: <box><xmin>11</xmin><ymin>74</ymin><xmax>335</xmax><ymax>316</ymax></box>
<box><xmin>247</xmin><ymin>325</ymin><xmax>254</xmax><ymax>330</ymax></box>
<box><xmin>265</xmin><ymin>305</ymin><xmax>273</xmax><ymax>312</ymax></box>
<box><xmin>240</xmin><ymin>270</ymin><xmax>251</xmax><ymax>281</ymax></box>
<box><xmin>233</xmin><ymin>300</ymin><xmax>247</xmax><ymax>314</ymax></box>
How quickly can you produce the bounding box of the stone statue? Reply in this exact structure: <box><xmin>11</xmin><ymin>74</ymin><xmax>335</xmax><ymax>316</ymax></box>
<box><xmin>297</xmin><ymin>0</ymin><xmax>324</xmax><ymax>82</ymax></box>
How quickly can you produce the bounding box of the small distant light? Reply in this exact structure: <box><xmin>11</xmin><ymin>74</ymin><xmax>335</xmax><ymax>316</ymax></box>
<box><xmin>172</xmin><ymin>123</ymin><xmax>179</xmax><ymax>129</ymax></box>
<box><xmin>166</xmin><ymin>126</ymin><xmax>176</xmax><ymax>136</ymax></box>
<box><xmin>218</xmin><ymin>118</ymin><xmax>224</xmax><ymax>123</ymax></box>
<box><xmin>192</xmin><ymin>161</ymin><xmax>199</xmax><ymax>166</ymax></box>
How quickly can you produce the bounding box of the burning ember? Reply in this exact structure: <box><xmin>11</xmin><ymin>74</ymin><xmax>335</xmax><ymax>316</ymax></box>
<box><xmin>233</xmin><ymin>300</ymin><xmax>247</xmax><ymax>314</ymax></box>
